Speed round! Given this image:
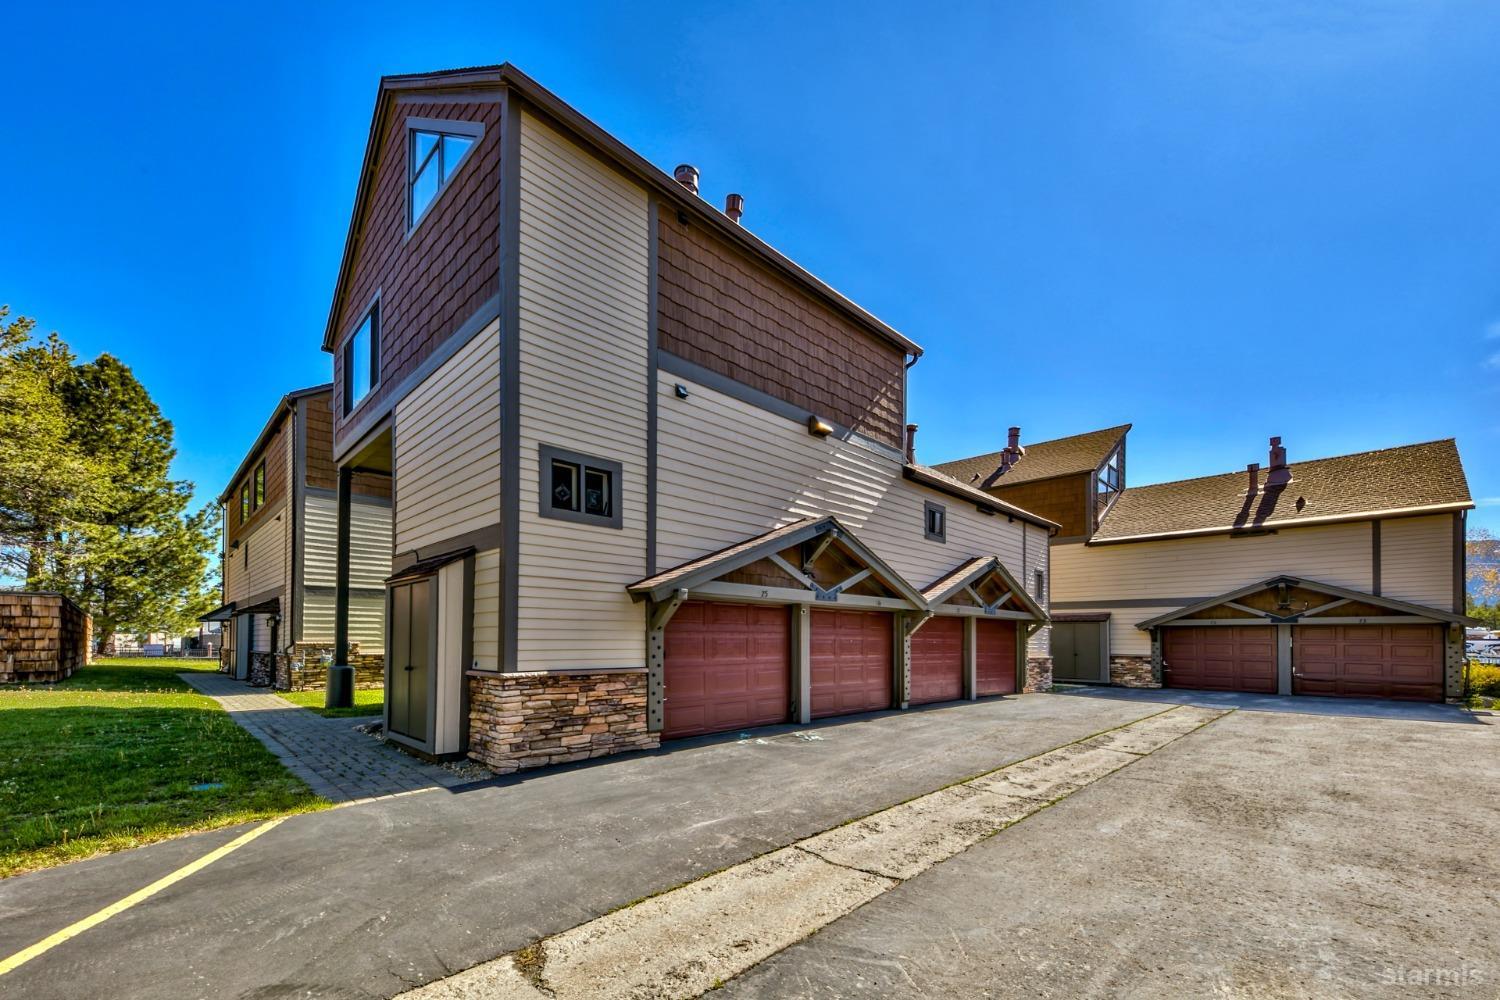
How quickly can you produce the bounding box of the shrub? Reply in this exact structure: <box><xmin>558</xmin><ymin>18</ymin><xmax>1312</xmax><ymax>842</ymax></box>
<box><xmin>1467</xmin><ymin>661</ymin><xmax>1500</xmax><ymax>699</ymax></box>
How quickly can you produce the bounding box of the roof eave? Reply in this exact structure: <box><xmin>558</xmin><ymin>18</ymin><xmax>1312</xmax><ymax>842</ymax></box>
<box><xmin>215</xmin><ymin>384</ymin><xmax>332</xmax><ymax>505</ymax></box>
<box><xmin>902</xmin><ymin>466</ymin><xmax>1060</xmax><ymax>531</ymax></box>
<box><xmin>1090</xmin><ymin>500</ymin><xmax>1474</xmax><ymax>546</ymax></box>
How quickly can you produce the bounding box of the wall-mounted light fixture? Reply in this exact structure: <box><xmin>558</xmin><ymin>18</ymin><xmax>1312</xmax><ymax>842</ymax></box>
<box><xmin>807</xmin><ymin>416</ymin><xmax>834</xmax><ymax>437</ymax></box>
<box><xmin>674</xmin><ymin>383</ymin><xmax>690</xmax><ymax>399</ymax></box>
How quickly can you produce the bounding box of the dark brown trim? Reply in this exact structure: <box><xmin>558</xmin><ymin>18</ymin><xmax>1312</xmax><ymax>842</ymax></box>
<box><xmin>391</xmin><ymin>524</ymin><xmax>502</xmax><ymax>576</ymax></box>
<box><xmin>645</xmin><ymin>197</ymin><xmax>659</xmax><ymax>578</ymax></box>
<box><xmin>1371</xmin><ymin>519</ymin><xmax>1382</xmax><ymax>596</ymax></box>
<box><xmin>1455</xmin><ymin>510</ymin><xmax>1466</xmax><ymax>613</ymax></box>
<box><xmin>498</xmin><ymin>84</ymin><xmax>523</xmax><ymax>674</ymax></box>
<box><xmin>900</xmin><ymin>466</ymin><xmax>1060</xmax><ymax>531</ymax></box>
<box><xmin>1050</xmin><ymin>612</ymin><xmax>1111</xmax><ymax>623</ymax></box>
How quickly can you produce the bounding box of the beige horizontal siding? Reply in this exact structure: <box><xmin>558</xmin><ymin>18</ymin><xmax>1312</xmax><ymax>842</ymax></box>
<box><xmin>656</xmin><ymin>371</ymin><xmax>1033</xmax><ymax>603</ymax></box>
<box><xmin>303</xmin><ymin>494</ymin><xmax>393</xmax><ymax>591</ymax></box>
<box><xmin>224</xmin><ymin>510</ymin><xmax>287</xmax><ymax>605</ymax></box>
<box><xmin>1050</xmin><ymin>521</ymin><xmax>1375</xmax><ymax>604</ymax></box>
<box><xmin>514</xmin><ymin>112</ymin><xmax>650</xmax><ymax>671</ymax></box>
<box><xmin>300</xmin><ymin>594</ymin><xmax>385</xmax><ymax>651</ymax></box>
<box><xmin>472</xmin><ymin>548</ymin><xmax>500</xmax><ymax>671</ymax></box>
<box><xmin>1379</xmin><ymin>514</ymin><xmax>1455</xmax><ymax>610</ymax></box>
<box><xmin>393</xmin><ymin>320</ymin><xmax>501</xmax><ymax>554</ymax></box>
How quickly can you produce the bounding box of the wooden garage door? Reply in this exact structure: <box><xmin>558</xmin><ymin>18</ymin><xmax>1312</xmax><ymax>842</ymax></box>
<box><xmin>1292</xmin><ymin>624</ymin><xmax>1443</xmax><ymax>701</ymax></box>
<box><xmin>975</xmin><ymin>618</ymin><xmax>1018</xmax><ymax>696</ymax></box>
<box><xmin>1162</xmin><ymin>626</ymin><xmax>1276</xmax><ymax>693</ymax></box>
<box><xmin>811</xmin><ymin>609</ymin><xmax>893</xmax><ymax>718</ymax></box>
<box><xmin>910</xmin><ymin>615</ymin><xmax>964</xmax><ymax>705</ymax></box>
<box><xmin>664</xmin><ymin>601</ymin><xmax>790</xmax><ymax>739</ymax></box>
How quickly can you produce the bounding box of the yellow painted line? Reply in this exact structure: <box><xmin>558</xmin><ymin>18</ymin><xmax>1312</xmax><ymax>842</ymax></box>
<box><xmin>0</xmin><ymin>818</ymin><xmax>285</xmax><ymax>978</ymax></box>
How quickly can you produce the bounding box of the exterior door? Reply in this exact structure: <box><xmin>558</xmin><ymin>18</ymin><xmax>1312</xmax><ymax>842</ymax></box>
<box><xmin>1292</xmin><ymin>624</ymin><xmax>1443</xmax><ymax>701</ymax></box>
<box><xmin>1162</xmin><ymin>626</ymin><xmax>1276</xmax><ymax>693</ymax></box>
<box><xmin>910</xmin><ymin>615</ymin><xmax>964</xmax><ymax>705</ymax></box>
<box><xmin>663</xmin><ymin>601</ymin><xmax>790</xmax><ymax>739</ymax></box>
<box><xmin>975</xmin><ymin>618</ymin><xmax>1018</xmax><ymax>696</ymax></box>
<box><xmin>233</xmin><ymin>614</ymin><xmax>252</xmax><ymax>680</ymax></box>
<box><xmin>811</xmin><ymin>609</ymin><xmax>893</xmax><ymax>718</ymax></box>
<box><xmin>388</xmin><ymin>578</ymin><xmax>432</xmax><ymax>743</ymax></box>
<box><xmin>1052</xmin><ymin>622</ymin><xmax>1107</xmax><ymax>683</ymax></box>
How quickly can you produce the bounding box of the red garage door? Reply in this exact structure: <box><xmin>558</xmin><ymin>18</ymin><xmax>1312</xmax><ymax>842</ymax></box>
<box><xmin>664</xmin><ymin>602</ymin><xmax>790</xmax><ymax>739</ymax></box>
<box><xmin>1162</xmin><ymin>626</ymin><xmax>1276</xmax><ymax>693</ymax></box>
<box><xmin>1292</xmin><ymin>624</ymin><xmax>1443</xmax><ymax>701</ymax></box>
<box><xmin>811</xmin><ymin>609</ymin><xmax>893</xmax><ymax>718</ymax></box>
<box><xmin>910</xmin><ymin>616</ymin><xmax>964</xmax><ymax>705</ymax></box>
<box><xmin>975</xmin><ymin>619</ymin><xmax>1018</xmax><ymax>696</ymax></box>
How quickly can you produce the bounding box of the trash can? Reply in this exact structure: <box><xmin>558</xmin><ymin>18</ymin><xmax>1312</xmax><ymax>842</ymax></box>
<box><xmin>325</xmin><ymin>664</ymin><xmax>355</xmax><ymax>709</ymax></box>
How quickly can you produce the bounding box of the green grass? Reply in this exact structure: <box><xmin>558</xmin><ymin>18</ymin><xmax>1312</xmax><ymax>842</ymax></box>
<box><xmin>281</xmin><ymin>687</ymin><xmax>384</xmax><ymax>718</ymax></box>
<box><xmin>0</xmin><ymin>657</ymin><xmax>327</xmax><ymax>878</ymax></box>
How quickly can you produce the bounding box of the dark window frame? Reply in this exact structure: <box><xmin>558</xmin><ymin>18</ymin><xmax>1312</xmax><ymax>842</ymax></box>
<box><xmin>406</xmin><ymin>117</ymin><xmax>485</xmax><ymax>234</ymax></box>
<box><xmin>923</xmin><ymin>500</ymin><xmax>947</xmax><ymax>543</ymax></box>
<box><xmin>1034</xmin><ymin>569</ymin><xmax>1046</xmax><ymax>600</ymax></box>
<box><xmin>253</xmin><ymin>462</ymin><xmax>265</xmax><ymax>509</ymax></box>
<box><xmin>240</xmin><ymin>484</ymin><xmax>251</xmax><ymax>523</ymax></box>
<box><xmin>342</xmin><ymin>298</ymin><xmax>380</xmax><ymax>416</ymax></box>
<box><xmin>537</xmin><ymin>444</ymin><xmax>623</xmax><ymax>530</ymax></box>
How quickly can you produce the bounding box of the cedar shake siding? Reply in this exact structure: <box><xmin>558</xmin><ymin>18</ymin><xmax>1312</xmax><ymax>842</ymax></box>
<box><xmin>656</xmin><ymin>212</ymin><xmax>907</xmax><ymax>450</ymax></box>
<box><xmin>987</xmin><ymin>472</ymin><xmax>1095</xmax><ymax>539</ymax></box>
<box><xmin>226</xmin><ymin>417</ymin><xmax>290</xmax><ymax>547</ymax></box>
<box><xmin>331</xmin><ymin>97</ymin><xmax>501</xmax><ymax>446</ymax></box>
<box><xmin>304</xmin><ymin>395</ymin><xmax>391</xmax><ymax>499</ymax></box>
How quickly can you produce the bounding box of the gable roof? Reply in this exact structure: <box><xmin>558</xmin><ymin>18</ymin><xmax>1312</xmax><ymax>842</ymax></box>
<box><xmin>1093</xmin><ymin>438</ymin><xmax>1471</xmax><ymax>545</ymax></box>
<box><xmin>321</xmin><ymin>64</ymin><xmax>921</xmax><ymax>360</ymax></box>
<box><xmin>215</xmin><ymin>384</ymin><xmax>332</xmax><ymax>505</ymax></box>
<box><xmin>934</xmin><ymin>425</ymin><xmax>1130</xmax><ymax>489</ymax></box>
<box><xmin>1135</xmin><ymin>574</ymin><xmax>1473</xmax><ymax>628</ymax></box>
<box><xmin>921</xmin><ymin>556</ymin><xmax>1048</xmax><ymax>621</ymax></box>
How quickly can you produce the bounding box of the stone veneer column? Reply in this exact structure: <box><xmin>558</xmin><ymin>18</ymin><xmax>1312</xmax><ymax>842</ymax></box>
<box><xmin>1024</xmin><ymin>655</ymin><xmax>1053</xmax><ymax>693</ymax></box>
<box><xmin>468</xmin><ymin>670</ymin><xmax>660</xmax><ymax>774</ymax></box>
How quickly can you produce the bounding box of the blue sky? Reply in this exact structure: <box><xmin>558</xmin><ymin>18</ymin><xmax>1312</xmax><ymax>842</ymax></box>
<box><xmin>5</xmin><ymin>1</ymin><xmax>1498</xmax><ymax>529</ymax></box>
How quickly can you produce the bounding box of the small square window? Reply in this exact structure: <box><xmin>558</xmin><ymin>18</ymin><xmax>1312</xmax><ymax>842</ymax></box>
<box><xmin>538</xmin><ymin>445</ymin><xmax>622</xmax><ymax>529</ymax></box>
<box><xmin>924</xmin><ymin>501</ymin><xmax>947</xmax><ymax>543</ymax></box>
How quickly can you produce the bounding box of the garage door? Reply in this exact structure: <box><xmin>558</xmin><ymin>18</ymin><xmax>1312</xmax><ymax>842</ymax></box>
<box><xmin>1292</xmin><ymin>624</ymin><xmax>1443</xmax><ymax>701</ymax></box>
<box><xmin>1162</xmin><ymin>626</ymin><xmax>1276</xmax><ymax>693</ymax></box>
<box><xmin>910</xmin><ymin>615</ymin><xmax>963</xmax><ymax>705</ymax></box>
<box><xmin>664</xmin><ymin>601</ymin><xmax>790</xmax><ymax>739</ymax></box>
<box><xmin>811</xmin><ymin>609</ymin><xmax>893</xmax><ymax>718</ymax></box>
<box><xmin>975</xmin><ymin>618</ymin><xmax>1018</xmax><ymax>696</ymax></box>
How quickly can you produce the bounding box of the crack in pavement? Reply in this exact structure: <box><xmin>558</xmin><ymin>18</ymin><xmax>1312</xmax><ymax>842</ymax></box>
<box><xmin>393</xmin><ymin>704</ymin><xmax>1229</xmax><ymax>1000</ymax></box>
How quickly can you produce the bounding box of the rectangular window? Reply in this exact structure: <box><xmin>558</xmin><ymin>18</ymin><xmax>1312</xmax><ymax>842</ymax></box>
<box><xmin>408</xmin><ymin>119</ymin><xmax>483</xmax><ymax>230</ymax></box>
<box><xmin>254</xmin><ymin>462</ymin><xmax>265</xmax><ymax>508</ymax></box>
<box><xmin>343</xmin><ymin>302</ymin><xmax>379</xmax><ymax>413</ymax></box>
<box><xmin>240</xmin><ymin>485</ymin><xmax>250</xmax><ymax>522</ymax></box>
<box><xmin>244</xmin><ymin>541</ymin><xmax>249</xmax><ymax>570</ymax></box>
<box><xmin>923</xmin><ymin>500</ymin><xmax>947</xmax><ymax>543</ymax></box>
<box><xmin>538</xmin><ymin>445</ymin><xmax>622</xmax><ymax>529</ymax></box>
<box><xmin>1034</xmin><ymin>569</ymin><xmax>1045</xmax><ymax>599</ymax></box>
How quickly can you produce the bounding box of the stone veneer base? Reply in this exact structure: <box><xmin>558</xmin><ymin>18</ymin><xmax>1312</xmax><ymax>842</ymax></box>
<box><xmin>1109</xmin><ymin>655</ymin><xmax>1160</xmax><ymax>688</ymax></box>
<box><xmin>1025</xmin><ymin>655</ymin><xmax>1054</xmax><ymax>694</ymax></box>
<box><xmin>468</xmin><ymin>670</ymin><xmax>659</xmax><ymax>775</ymax></box>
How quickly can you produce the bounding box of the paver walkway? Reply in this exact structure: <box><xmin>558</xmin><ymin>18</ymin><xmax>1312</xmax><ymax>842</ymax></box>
<box><xmin>180</xmin><ymin>672</ymin><xmax>485</xmax><ymax>803</ymax></box>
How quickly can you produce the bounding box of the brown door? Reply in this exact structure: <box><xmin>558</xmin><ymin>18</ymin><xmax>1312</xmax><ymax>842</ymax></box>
<box><xmin>1292</xmin><ymin>624</ymin><xmax>1442</xmax><ymax>701</ymax></box>
<box><xmin>1162</xmin><ymin>626</ymin><xmax>1276</xmax><ymax>693</ymax></box>
<box><xmin>910</xmin><ymin>615</ymin><xmax>964</xmax><ymax>705</ymax></box>
<box><xmin>664</xmin><ymin>601</ymin><xmax>790</xmax><ymax>739</ymax></box>
<box><xmin>975</xmin><ymin>618</ymin><xmax>1018</xmax><ymax>696</ymax></box>
<box><xmin>811</xmin><ymin>608</ymin><xmax>893</xmax><ymax>718</ymax></box>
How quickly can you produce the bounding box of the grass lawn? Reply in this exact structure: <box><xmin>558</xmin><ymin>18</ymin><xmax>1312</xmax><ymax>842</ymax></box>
<box><xmin>281</xmin><ymin>687</ymin><xmax>384</xmax><ymax>718</ymax></box>
<box><xmin>0</xmin><ymin>657</ymin><xmax>327</xmax><ymax>878</ymax></box>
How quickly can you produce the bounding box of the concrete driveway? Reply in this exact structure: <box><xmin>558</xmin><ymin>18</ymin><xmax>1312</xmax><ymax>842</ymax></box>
<box><xmin>0</xmin><ymin>693</ymin><xmax>1160</xmax><ymax>1000</ymax></box>
<box><xmin>723</xmin><ymin>696</ymin><xmax>1500</xmax><ymax>999</ymax></box>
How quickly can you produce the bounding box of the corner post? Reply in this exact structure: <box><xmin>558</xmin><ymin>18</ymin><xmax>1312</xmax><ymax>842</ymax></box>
<box><xmin>327</xmin><ymin>464</ymin><xmax>354</xmax><ymax>709</ymax></box>
<box><xmin>792</xmin><ymin>605</ymin><xmax>812</xmax><ymax>724</ymax></box>
<box><xmin>963</xmin><ymin>616</ymin><xmax>978</xmax><ymax>700</ymax></box>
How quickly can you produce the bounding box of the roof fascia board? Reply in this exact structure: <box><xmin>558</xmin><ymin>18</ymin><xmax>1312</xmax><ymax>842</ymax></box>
<box><xmin>216</xmin><ymin>388</ymin><xmax>332</xmax><ymax>505</ymax></box>
<box><xmin>1136</xmin><ymin>574</ymin><xmax>1472</xmax><ymax>630</ymax></box>
<box><xmin>1091</xmin><ymin>501</ymin><xmax>1475</xmax><ymax>546</ymax></box>
<box><xmin>902</xmin><ymin>466</ymin><xmax>1060</xmax><ymax>531</ymax></box>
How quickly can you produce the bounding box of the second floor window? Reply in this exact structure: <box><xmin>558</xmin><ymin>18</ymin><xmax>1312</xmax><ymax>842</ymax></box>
<box><xmin>344</xmin><ymin>303</ymin><xmax>379</xmax><ymax>413</ymax></box>
<box><xmin>240</xmin><ymin>485</ymin><xmax>250</xmax><ymax>522</ymax></box>
<box><xmin>254</xmin><ymin>462</ymin><xmax>265</xmax><ymax>508</ymax></box>
<box><xmin>409</xmin><ymin>124</ymin><xmax>479</xmax><ymax>229</ymax></box>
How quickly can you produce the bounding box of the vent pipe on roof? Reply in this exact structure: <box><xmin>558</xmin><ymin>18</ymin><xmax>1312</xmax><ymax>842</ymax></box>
<box><xmin>1007</xmin><ymin>426</ymin><xmax>1022</xmax><ymax>453</ymax></box>
<box><xmin>905</xmin><ymin>423</ymin><xmax>918</xmax><ymax>464</ymax></box>
<box><xmin>673</xmin><ymin>164</ymin><xmax>700</xmax><ymax>195</ymax></box>
<box><xmin>1267</xmin><ymin>436</ymin><xmax>1291</xmax><ymax>487</ymax></box>
<box><xmin>724</xmin><ymin>193</ymin><xmax>744</xmax><ymax>223</ymax></box>
<box><xmin>1247</xmin><ymin>462</ymin><xmax>1260</xmax><ymax>496</ymax></box>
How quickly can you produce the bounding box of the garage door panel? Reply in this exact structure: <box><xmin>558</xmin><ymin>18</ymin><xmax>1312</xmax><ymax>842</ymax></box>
<box><xmin>1164</xmin><ymin>626</ymin><xmax>1277</xmax><ymax>693</ymax></box>
<box><xmin>1292</xmin><ymin>624</ymin><xmax>1441</xmax><ymax>701</ymax></box>
<box><xmin>665</xmin><ymin>601</ymin><xmax>791</xmax><ymax>739</ymax></box>
<box><xmin>975</xmin><ymin>618</ymin><xmax>1017</xmax><ymax>696</ymax></box>
<box><xmin>910</xmin><ymin>616</ymin><xmax>964</xmax><ymax>705</ymax></box>
<box><xmin>811</xmin><ymin>609</ymin><xmax>893</xmax><ymax>718</ymax></box>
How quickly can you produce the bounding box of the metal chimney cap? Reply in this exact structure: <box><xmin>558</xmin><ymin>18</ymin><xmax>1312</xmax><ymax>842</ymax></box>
<box><xmin>724</xmin><ymin>192</ymin><xmax>745</xmax><ymax>223</ymax></box>
<box><xmin>673</xmin><ymin>164</ymin><xmax>700</xmax><ymax>195</ymax></box>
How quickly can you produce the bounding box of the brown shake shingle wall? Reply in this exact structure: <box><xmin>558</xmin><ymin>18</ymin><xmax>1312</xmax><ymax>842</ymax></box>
<box><xmin>332</xmin><ymin>97</ymin><xmax>501</xmax><ymax>446</ymax></box>
<box><xmin>227</xmin><ymin>417</ymin><xmax>289</xmax><ymax>546</ymax></box>
<box><xmin>303</xmin><ymin>393</ymin><xmax>392</xmax><ymax>498</ymax></box>
<box><xmin>656</xmin><ymin>213</ymin><xmax>907</xmax><ymax>449</ymax></box>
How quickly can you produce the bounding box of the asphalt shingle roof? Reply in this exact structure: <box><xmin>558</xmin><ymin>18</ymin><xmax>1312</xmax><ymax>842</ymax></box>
<box><xmin>1092</xmin><ymin>438</ymin><xmax>1471</xmax><ymax>543</ymax></box>
<box><xmin>934</xmin><ymin>425</ymin><xmax>1131</xmax><ymax>488</ymax></box>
